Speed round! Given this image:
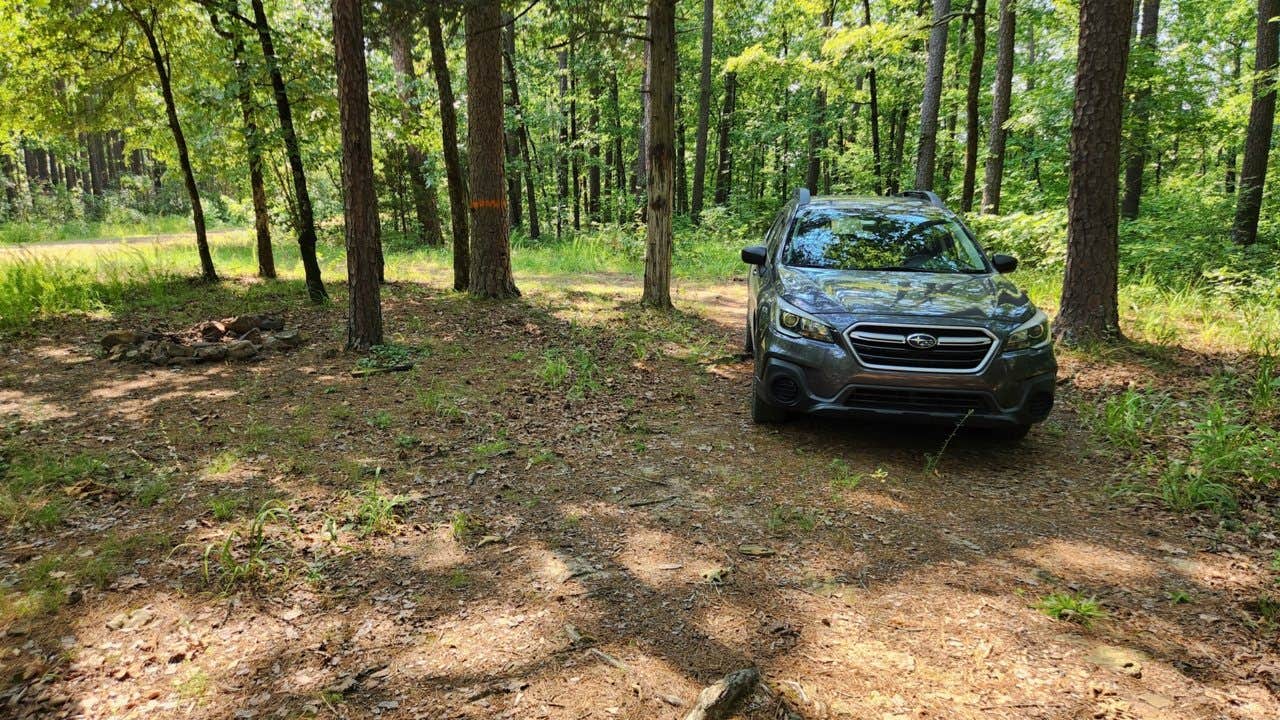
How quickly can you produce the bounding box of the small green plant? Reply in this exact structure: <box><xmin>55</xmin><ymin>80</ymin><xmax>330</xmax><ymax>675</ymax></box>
<box><xmin>175</xmin><ymin>668</ymin><xmax>212</xmax><ymax>701</ymax></box>
<box><xmin>568</xmin><ymin>346</ymin><xmax>601</xmax><ymax>398</ymax></box>
<box><xmin>368</xmin><ymin>411</ymin><xmax>394</xmax><ymax>430</ymax></box>
<box><xmin>1166</xmin><ymin>589</ymin><xmax>1192</xmax><ymax>604</ymax></box>
<box><xmin>450</xmin><ymin>510</ymin><xmax>474</xmax><ymax>542</ymax></box>
<box><xmin>1153</xmin><ymin>463</ymin><xmax>1237</xmax><ymax>514</ymax></box>
<box><xmin>924</xmin><ymin>410</ymin><xmax>973</xmax><ymax>475</ymax></box>
<box><xmin>354</xmin><ymin>343</ymin><xmax>417</xmax><ymax>371</ymax></box>
<box><xmin>540</xmin><ymin>349</ymin><xmax>570</xmax><ymax>387</ymax></box>
<box><xmin>133</xmin><ymin>473</ymin><xmax>172</xmax><ymax>507</ymax></box>
<box><xmin>472</xmin><ymin>439</ymin><xmax>511</xmax><ymax>458</ymax></box>
<box><xmin>202</xmin><ymin>502</ymin><xmax>292</xmax><ymax>591</ymax></box>
<box><xmin>828</xmin><ymin>458</ymin><xmax>862</xmax><ymax>490</ymax></box>
<box><xmin>1255</xmin><ymin>594</ymin><xmax>1280</xmax><ymax>625</ymax></box>
<box><xmin>206</xmin><ymin>450</ymin><xmax>238</xmax><ymax>476</ymax></box>
<box><xmin>1035</xmin><ymin>592</ymin><xmax>1106</xmax><ymax>626</ymax></box>
<box><xmin>1251</xmin><ymin>355</ymin><xmax>1280</xmax><ymax>414</ymax></box>
<box><xmin>767</xmin><ymin>505</ymin><xmax>818</xmax><ymax>535</ymax></box>
<box><xmin>353</xmin><ymin>481</ymin><xmax>405</xmax><ymax>536</ymax></box>
<box><xmin>446</xmin><ymin>568</ymin><xmax>472</xmax><ymax>589</ymax></box>
<box><xmin>415</xmin><ymin>387</ymin><xmax>463</xmax><ymax>420</ymax></box>
<box><xmin>1087</xmin><ymin>388</ymin><xmax>1168</xmax><ymax>451</ymax></box>
<box><xmin>395</xmin><ymin>434</ymin><xmax>419</xmax><ymax>449</ymax></box>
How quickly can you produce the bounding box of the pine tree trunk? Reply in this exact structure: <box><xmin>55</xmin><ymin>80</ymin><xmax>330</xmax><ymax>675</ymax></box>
<box><xmin>635</xmin><ymin>37</ymin><xmax>651</xmax><ymax>205</ymax></box>
<box><xmin>502</xmin><ymin>26</ymin><xmax>540</xmax><ymax>238</ymax></box>
<box><xmin>588</xmin><ymin>80</ymin><xmax>602</xmax><ymax>222</ymax></box>
<box><xmin>556</xmin><ymin>50</ymin><xmax>570</xmax><ymax>237</ymax></box>
<box><xmin>714</xmin><ymin>71</ymin><xmax>736</xmax><ymax>205</ymax></box>
<box><xmin>389</xmin><ymin>24</ymin><xmax>445</xmax><ymax>247</ymax></box>
<box><xmin>981</xmin><ymin>0</ymin><xmax>1015</xmax><ymax>213</ymax></box>
<box><xmin>426</xmin><ymin>1</ymin><xmax>470</xmax><ymax>289</ymax></box>
<box><xmin>251</xmin><ymin>0</ymin><xmax>325</xmax><ymax>300</ymax></box>
<box><xmin>914</xmin><ymin>0</ymin><xmax>950</xmax><ymax>190</ymax></box>
<box><xmin>88</xmin><ymin>134</ymin><xmax>105</xmax><ymax>198</ymax></box>
<box><xmin>611</xmin><ymin>71</ymin><xmax>627</xmax><ymax>221</ymax></box>
<box><xmin>1233</xmin><ymin>0</ymin><xmax>1280</xmax><ymax>245</ymax></box>
<box><xmin>132</xmin><ymin>7</ymin><xmax>216</xmax><ymax>282</ymax></box>
<box><xmin>864</xmin><ymin>0</ymin><xmax>884</xmax><ymax>193</ymax></box>
<box><xmin>570</xmin><ymin>47</ymin><xmax>581</xmax><ymax>231</ymax></box>
<box><xmin>643</xmin><ymin>0</ymin><xmax>676</xmax><ymax>309</ymax></box>
<box><xmin>960</xmin><ymin>0</ymin><xmax>986</xmax><ymax>211</ymax></box>
<box><xmin>465</xmin><ymin>0</ymin><xmax>519</xmax><ymax>299</ymax></box>
<box><xmin>332</xmin><ymin>0</ymin><xmax>382</xmax><ymax>349</ymax></box>
<box><xmin>1120</xmin><ymin>0</ymin><xmax>1160</xmax><ymax>219</ymax></box>
<box><xmin>691</xmin><ymin>0</ymin><xmax>714</xmax><ymax>222</ymax></box>
<box><xmin>676</xmin><ymin>82</ymin><xmax>688</xmax><ymax>214</ymax></box>
<box><xmin>1056</xmin><ymin>0</ymin><xmax>1133</xmax><ymax>345</ymax></box>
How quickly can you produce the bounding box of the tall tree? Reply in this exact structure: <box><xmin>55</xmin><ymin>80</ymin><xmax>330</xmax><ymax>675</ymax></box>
<box><xmin>1056</xmin><ymin>0</ymin><xmax>1133</xmax><ymax>344</ymax></box>
<box><xmin>425</xmin><ymin>1</ymin><xmax>469</xmax><ymax>288</ymax></box>
<box><xmin>389</xmin><ymin>23</ymin><xmax>445</xmax><ymax>247</ymax></box>
<box><xmin>125</xmin><ymin>4</ymin><xmax>216</xmax><ymax>282</ymax></box>
<box><xmin>332</xmin><ymin>0</ymin><xmax>382</xmax><ymax>348</ymax></box>
<box><xmin>501</xmin><ymin>17</ymin><xmax>540</xmax><ymax>238</ymax></box>
<box><xmin>914</xmin><ymin>0</ymin><xmax>951</xmax><ymax>190</ymax></box>
<box><xmin>465</xmin><ymin>0</ymin><xmax>519</xmax><ymax>298</ymax></box>
<box><xmin>500</xmin><ymin>12</ymin><xmax>523</xmax><ymax>231</ymax></box>
<box><xmin>1120</xmin><ymin>0</ymin><xmax>1161</xmax><ymax>219</ymax></box>
<box><xmin>981</xmin><ymin>0</ymin><xmax>1015</xmax><ymax>213</ymax></box>
<box><xmin>1233</xmin><ymin>0</ymin><xmax>1280</xmax><ymax>246</ymax></box>
<box><xmin>808</xmin><ymin>4</ymin><xmax>834</xmax><ymax>192</ymax></box>
<box><xmin>863</xmin><ymin>0</ymin><xmax>884</xmax><ymax>193</ymax></box>
<box><xmin>960</xmin><ymin>0</ymin><xmax>987</xmax><ymax>212</ymax></box>
<box><xmin>208</xmin><ymin>3</ymin><xmax>275</xmax><ymax>279</ymax></box>
<box><xmin>691</xmin><ymin>0</ymin><xmax>714</xmax><ymax>222</ymax></box>
<box><xmin>714</xmin><ymin>70</ymin><xmax>736</xmax><ymax>205</ymax></box>
<box><xmin>249</xmin><ymin>0</ymin><xmax>326</xmax><ymax>301</ymax></box>
<box><xmin>643</xmin><ymin>0</ymin><xmax>676</xmax><ymax>309</ymax></box>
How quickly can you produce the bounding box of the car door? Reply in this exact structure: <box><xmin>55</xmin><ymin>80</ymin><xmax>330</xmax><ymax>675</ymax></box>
<box><xmin>748</xmin><ymin>206</ymin><xmax>790</xmax><ymax>351</ymax></box>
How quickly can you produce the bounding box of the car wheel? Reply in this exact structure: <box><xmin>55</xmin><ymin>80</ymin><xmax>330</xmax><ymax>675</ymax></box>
<box><xmin>751</xmin><ymin>382</ymin><xmax>789</xmax><ymax>425</ymax></box>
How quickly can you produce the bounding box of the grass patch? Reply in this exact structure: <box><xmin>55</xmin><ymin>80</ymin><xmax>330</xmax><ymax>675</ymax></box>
<box><xmin>202</xmin><ymin>502</ymin><xmax>292</xmax><ymax>591</ymax></box>
<box><xmin>1035</xmin><ymin>592</ymin><xmax>1106</xmax><ymax>626</ymax></box>
<box><xmin>352</xmin><ymin>481</ymin><xmax>405</xmax><ymax>536</ymax></box>
<box><xmin>1086</xmin><ymin>388</ymin><xmax>1169</xmax><ymax>451</ymax></box>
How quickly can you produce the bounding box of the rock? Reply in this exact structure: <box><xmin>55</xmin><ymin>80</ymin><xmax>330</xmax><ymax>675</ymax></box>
<box><xmin>260</xmin><ymin>316</ymin><xmax>285</xmax><ymax>331</ymax></box>
<box><xmin>225</xmin><ymin>315</ymin><xmax>262</xmax><ymax>335</ymax></box>
<box><xmin>683</xmin><ymin>668</ymin><xmax>759</xmax><ymax>720</ymax></box>
<box><xmin>199</xmin><ymin>321</ymin><xmax>227</xmax><ymax>341</ymax></box>
<box><xmin>163</xmin><ymin>342</ymin><xmax>193</xmax><ymax>358</ymax></box>
<box><xmin>101</xmin><ymin>330</ymin><xmax>142</xmax><ymax>350</ymax></box>
<box><xmin>1088</xmin><ymin>645</ymin><xmax>1147</xmax><ymax>678</ymax></box>
<box><xmin>226</xmin><ymin>340</ymin><xmax>258</xmax><ymax>360</ymax></box>
<box><xmin>193</xmin><ymin>343</ymin><xmax>228</xmax><ymax>362</ymax></box>
<box><xmin>260</xmin><ymin>336</ymin><xmax>281</xmax><ymax>353</ymax></box>
<box><xmin>272</xmin><ymin>329</ymin><xmax>303</xmax><ymax>348</ymax></box>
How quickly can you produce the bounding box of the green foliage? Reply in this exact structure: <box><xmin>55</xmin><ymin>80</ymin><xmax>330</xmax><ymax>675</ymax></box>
<box><xmin>353</xmin><ymin>481</ymin><xmax>405</xmax><ymax>537</ymax></box>
<box><xmin>1035</xmin><ymin>592</ymin><xmax>1106</xmax><ymax>626</ymax></box>
<box><xmin>202</xmin><ymin>502</ymin><xmax>292</xmax><ymax>591</ymax></box>
<box><xmin>1086</xmin><ymin>389</ymin><xmax>1169</xmax><ymax>451</ymax></box>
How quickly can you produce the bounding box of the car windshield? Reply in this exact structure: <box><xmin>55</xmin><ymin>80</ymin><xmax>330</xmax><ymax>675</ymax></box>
<box><xmin>781</xmin><ymin>207</ymin><xmax>990</xmax><ymax>273</ymax></box>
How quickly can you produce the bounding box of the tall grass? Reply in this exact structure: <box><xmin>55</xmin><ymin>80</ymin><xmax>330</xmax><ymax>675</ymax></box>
<box><xmin>0</xmin><ymin>215</ymin><xmax>199</xmax><ymax>245</ymax></box>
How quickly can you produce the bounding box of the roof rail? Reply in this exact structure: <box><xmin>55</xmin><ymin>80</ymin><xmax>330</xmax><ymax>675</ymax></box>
<box><xmin>792</xmin><ymin>187</ymin><xmax>811</xmax><ymax>207</ymax></box>
<box><xmin>897</xmin><ymin>189</ymin><xmax>946</xmax><ymax>208</ymax></box>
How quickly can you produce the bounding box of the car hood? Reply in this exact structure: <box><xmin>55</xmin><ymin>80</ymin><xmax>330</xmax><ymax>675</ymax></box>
<box><xmin>779</xmin><ymin>266</ymin><xmax>1035</xmax><ymax>325</ymax></box>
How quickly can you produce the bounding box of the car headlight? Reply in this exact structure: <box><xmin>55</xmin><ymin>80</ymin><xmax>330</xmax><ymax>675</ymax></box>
<box><xmin>774</xmin><ymin>299</ymin><xmax>837</xmax><ymax>343</ymax></box>
<box><xmin>1005</xmin><ymin>310</ymin><xmax>1051</xmax><ymax>351</ymax></box>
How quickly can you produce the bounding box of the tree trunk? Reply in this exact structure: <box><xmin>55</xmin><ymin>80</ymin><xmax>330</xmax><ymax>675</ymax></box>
<box><xmin>914</xmin><ymin>0</ymin><xmax>950</xmax><ymax>190</ymax></box>
<box><xmin>643</xmin><ymin>0</ymin><xmax>676</xmax><ymax>310</ymax></box>
<box><xmin>465</xmin><ymin>0</ymin><xmax>519</xmax><ymax>299</ymax></box>
<box><xmin>556</xmin><ymin>50</ymin><xmax>570</xmax><ymax>237</ymax></box>
<box><xmin>332</xmin><ymin>0</ymin><xmax>382</xmax><ymax>349</ymax></box>
<box><xmin>1</xmin><ymin>154</ymin><xmax>17</xmax><ymax>212</ymax></box>
<box><xmin>1233</xmin><ymin>0</ymin><xmax>1280</xmax><ymax>246</ymax></box>
<box><xmin>210</xmin><ymin>5</ymin><xmax>276</xmax><ymax>278</ymax></box>
<box><xmin>1056</xmin><ymin>0</ymin><xmax>1133</xmax><ymax>345</ymax></box>
<box><xmin>251</xmin><ymin>0</ymin><xmax>325</xmax><ymax>300</ymax></box>
<box><xmin>635</xmin><ymin>36</ymin><xmax>651</xmax><ymax>202</ymax></box>
<box><xmin>132</xmin><ymin>7</ymin><xmax>216</xmax><ymax>282</ymax></box>
<box><xmin>389</xmin><ymin>24</ymin><xmax>445</xmax><ymax>247</ymax></box>
<box><xmin>500</xmin><ymin>13</ymin><xmax>523</xmax><ymax>231</ymax></box>
<box><xmin>1225</xmin><ymin>44</ymin><xmax>1243</xmax><ymax>195</ymax></box>
<box><xmin>691</xmin><ymin>0</ymin><xmax>714</xmax><ymax>222</ymax></box>
<box><xmin>889</xmin><ymin>105</ymin><xmax>907</xmax><ymax>194</ymax></box>
<box><xmin>610</xmin><ymin>70</ymin><xmax>627</xmax><ymax>221</ymax></box>
<box><xmin>426</xmin><ymin>1</ymin><xmax>470</xmax><ymax>289</ymax></box>
<box><xmin>676</xmin><ymin>81</ymin><xmax>688</xmax><ymax>214</ymax></box>
<box><xmin>588</xmin><ymin>80</ymin><xmax>602</xmax><ymax>222</ymax></box>
<box><xmin>502</xmin><ymin>23</ymin><xmax>540</xmax><ymax>238</ymax></box>
<box><xmin>87</xmin><ymin>134</ymin><xmax>105</xmax><ymax>197</ymax></box>
<box><xmin>981</xmin><ymin>0</ymin><xmax>1015</xmax><ymax>213</ymax></box>
<box><xmin>714</xmin><ymin>71</ymin><xmax>736</xmax><ymax>205</ymax></box>
<box><xmin>960</xmin><ymin>0</ymin><xmax>987</xmax><ymax>211</ymax></box>
<box><xmin>1120</xmin><ymin>0</ymin><xmax>1160</xmax><ymax>219</ymax></box>
<box><xmin>864</xmin><ymin>0</ymin><xmax>883</xmax><ymax>194</ymax></box>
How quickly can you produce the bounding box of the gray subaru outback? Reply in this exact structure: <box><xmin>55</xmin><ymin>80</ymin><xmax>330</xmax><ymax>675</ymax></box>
<box><xmin>743</xmin><ymin>189</ymin><xmax>1056</xmax><ymax>439</ymax></box>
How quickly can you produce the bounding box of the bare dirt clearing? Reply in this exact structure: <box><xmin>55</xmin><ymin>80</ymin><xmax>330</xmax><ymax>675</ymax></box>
<box><xmin>2</xmin><ymin>273</ymin><xmax>1277</xmax><ymax>719</ymax></box>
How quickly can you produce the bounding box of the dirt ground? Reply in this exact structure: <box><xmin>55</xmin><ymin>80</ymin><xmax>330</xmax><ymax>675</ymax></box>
<box><xmin>2</xmin><ymin>272</ymin><xmax>1278</xmax><ymax>720</ymax></box>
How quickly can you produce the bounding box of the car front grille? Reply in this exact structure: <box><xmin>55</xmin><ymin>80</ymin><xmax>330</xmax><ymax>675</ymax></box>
<box><xmin>847</xmin><ymin>324</ymin><xmax>997</xmax><ymax>373</ymax></box>
<box><xmin>844</xmin><ymin>386</ymin><xmax>993</xmax><ymax>413</ymax></box>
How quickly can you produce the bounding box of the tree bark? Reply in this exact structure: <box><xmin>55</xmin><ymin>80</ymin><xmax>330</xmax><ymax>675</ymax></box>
<box><xmin>691</xmin><ymin>0</ymin><xmax>714</xmax><ymax>222</ymax></box>
<box><xmin>500</xmin><ymin>13</ymin><xmax>523</xmax><ymax>231</ymax></box>
<box><xmin>1233</xmin><ymin>0</ymin><xmax>1280</xmax><ymax>245</ymax></box>
<box><xmin>502</xmin><ymin>22</ymin><xmax>540</xmax><ymax>238</ymax></box>
<box><xmin>610</xmin><ymin>70</ymin><xmax>627</xmax><ymax>220</ymax></box>
<box><xmin>250</xmin><ymin>0</ymin><xmax>325</xmax><ymax>300</ymax></box>
<box><xmin>1225</xmin><ymin>44</ymin><xmax>1243</xmax><ymax>195</ymax></box>
<box><xmin>914</xmin><ymin>0</ymin><xmax>950</xmax><ymax>190</ymax></box>
<box><xmin>426</xmin><ymin>1</ymin><xmax>470</xmax><ymax>288</ymax></box>
<box><xmin>332</xmin><ymin>0</ymin><xmax>382</xmax><ymax>349</ymax></box>
<box><xmin>981</xmin><ymin>0</ymin><xmax>1015</xmax><ymax>213</ymax></box>
<box><xmin>714</xmin><ymin>71</ymin><xmax>736</xmax><ymax>205</ymax></box>
<box><xmin>809</xmin><ymin>5</ymin><xmax>834</xmax><ymax>192</ymax></box>
<box><xmin>960</xmin><ymin>0</ymin><xmax>987</xmax><ymax>211</ymax></box>
<box><xmin>1120</xmin><ymin>0</ymin><xmax>1160</xmax><ymax>219</ymax></box>
<box><xmin>131</xmin><ymin>6</ymin><xmax>216</xmax><ymax>282</ymax></box>
<box><xmin>465</xmin><ymin>0</ymin><xmax>519</xmax><ymax>298</ymax></box>
<box><xmin>389</xmin><ymin>24</ymin><xmax>445</xmax><ymax>247</ymax></box>
<box><xmin>210</xmin><ymin>5</ymin><xmax>275</xmax><ymax>278</ymax></box>
<box><xmin>556</xmin><ymin>50</ymin><xmax>570</xmax><ymax>237</ymax></box>
<box><xmin>588</xmin><ymin>80</ymin><xmax>602</xmax><ymax>222</ymax></box>
<box><xmin>1056</xmin><ymin>0</ymin><xmax>1133</xmax><ymax>345</ymax></box>
<box><xmin>87</xmin><ymin>134</ymin><xmax>105</xmax><ymax>198</ymax></box>
<box><xmin>643</xmin><ymin>0</ymin><xmax>676</xmax><ymax>310</ymax></box>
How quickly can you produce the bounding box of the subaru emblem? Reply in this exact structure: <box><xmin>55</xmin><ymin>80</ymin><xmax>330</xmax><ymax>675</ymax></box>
<box><xmin>906</xmin><ymin>333</ymin><xmax>938</xmax><ymax>350</ymax></box>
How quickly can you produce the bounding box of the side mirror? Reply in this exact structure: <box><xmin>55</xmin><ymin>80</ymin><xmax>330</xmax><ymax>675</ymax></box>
<box><xmin>741</xmin><ymin>245</ymin><xmax>768</xmax><ymax>266</ymax></box>
<box><xmin>991</xmin><ymin>253</ymin><xmax>1018</xmax><ymax>273</ymax></box>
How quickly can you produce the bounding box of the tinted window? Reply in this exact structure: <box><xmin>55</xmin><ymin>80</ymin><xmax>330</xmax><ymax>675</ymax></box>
<box><xmin>782</xmin><ymin>207</ymin><xmax>989</xmax><ymax>273</ymax></box>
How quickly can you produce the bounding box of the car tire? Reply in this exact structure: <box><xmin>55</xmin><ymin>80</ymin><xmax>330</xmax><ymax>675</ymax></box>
<box><xmin>751</xmin><ymin>384</ymin><xmax>789</xmax><ymax>425</ymax></box>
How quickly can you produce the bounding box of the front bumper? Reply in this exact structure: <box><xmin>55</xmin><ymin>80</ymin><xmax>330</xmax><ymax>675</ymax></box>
<box><xmin>754</xmin><ymin>329</ymin><xmax>1057</xmax><ymax>427</ymax></box>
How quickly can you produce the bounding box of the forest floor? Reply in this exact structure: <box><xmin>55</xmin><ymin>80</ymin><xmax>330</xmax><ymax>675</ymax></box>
<box><xmin>2</xmin><ymin>270</ymin><xmax>1279</xmax><ymax>720</ymax></box>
